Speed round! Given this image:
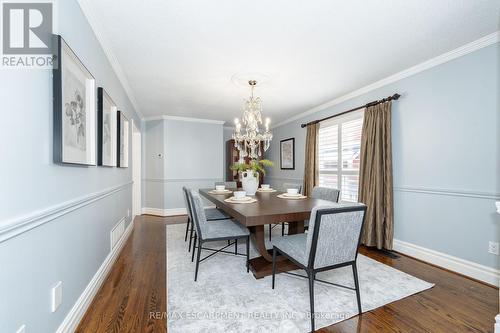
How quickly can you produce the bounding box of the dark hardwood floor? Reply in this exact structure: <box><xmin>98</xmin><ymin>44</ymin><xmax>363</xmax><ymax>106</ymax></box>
<box><xmin>77</xmin><ymin>215</ymin><xmax>498</xmax><ymax>333</ymax></box>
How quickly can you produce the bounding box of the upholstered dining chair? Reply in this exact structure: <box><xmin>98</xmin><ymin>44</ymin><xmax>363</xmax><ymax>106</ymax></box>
<box><xmin>303</xmin><ymin>186</ymin><xmax>341</xmax><ymax>229</ymax></box>
<box><xmin>187</xmin><ymin>189</ymin><xmax>250</xmax><ymax>281</ymax></box>
<box><xmin>182</xmin><ymin>187</ymin><xmax>232</xmax><ymax>252</ymax></box>
<box><xmin>215</xmin><ymin>181</ymin><xmax>237</xmax><ymax>189</ymax></box>
<box><xmin>271</xmin><ymin>203</ymin><xmax>367</xmax><ymax>332</ymax></box>
<box><xmin>269</xmin><ymin>183</ymin><xmax>303</xmax><ymax>240</ymax></box>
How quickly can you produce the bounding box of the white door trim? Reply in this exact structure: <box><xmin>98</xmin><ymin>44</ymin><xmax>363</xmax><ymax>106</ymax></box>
<box><xmin>132</xmin><ymin>121</ymin><xmax>142</xmax><ymax>217</ymax></box>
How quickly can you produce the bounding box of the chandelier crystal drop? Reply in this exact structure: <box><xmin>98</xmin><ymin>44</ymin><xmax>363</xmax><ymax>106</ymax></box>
<box><xmin>232</xmin><ymin>80</ymin><xmax>273</xmax><ymax>160</ymax></box>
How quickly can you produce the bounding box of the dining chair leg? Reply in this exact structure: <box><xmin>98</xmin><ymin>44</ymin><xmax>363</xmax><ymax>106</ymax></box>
<box><xmin>188</xmin><ymin>222</ymin><xmax>194</xmax><ymax>252</ymax></box>
<box><xmin>194</xmin><ymin>240</ymin><xmax>202</xmax><ymax>282</ymax></box>
<box><xmin>281</xmin><ymin>223</ymin><xmax>285</xmax><ymax>236</ymax></box>
<box><xmin>272</xmin><ymin>247</ymin><xmax>277</xmax><ymax>289</ymax></box>
<box><xmin>269</xmin><ymin>224</ymin><xmax>272</xmax><ymax>241</ymax></box>
<box><xmin>235</xmin><ymin>239</ymin><xmax>238</xmax><ymax>254</ymax></box>
<box><xmin>191</xmin><ymin>234</ymin><xmax>197</xmax><ymax>262</ymax></box>
<box><xmin>246</xmin><ymin>236</ymin><xmax>250</xmax><ymax>273</ymax></box>
<box><xmin>352</xmin><ymin>262</ymin><xmax>362</xmax><ymax>314</ymax></box>
<box><xmin>308</xmin><ymin>270</ymin><xmax>316</xmax><ymax>332</ymax></box>
<box><xmin>184</xmin><ymin>217</ymin><xmax>190</xmax><ymax>242</ymax></box>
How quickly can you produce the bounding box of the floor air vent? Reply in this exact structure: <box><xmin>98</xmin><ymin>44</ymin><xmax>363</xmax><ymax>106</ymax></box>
<box><xmin>111</xmin><ymin>218</ymin><xmax>126</xmax><ymax>249</ymax></box>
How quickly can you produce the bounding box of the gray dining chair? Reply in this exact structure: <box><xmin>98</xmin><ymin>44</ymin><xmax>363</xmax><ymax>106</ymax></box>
<box><xmin>215</xmin><ymin>181</ymin><xmax>237</xmax><ymax>189</ymax></box>
<box><xmin>187</xmin><ymin>189</ymin><xmax>250</xmax><ymax>281</ymax></box>
<box><xmin>269</xmin><ymin>183</ymin><xmax>303</xmax><ymax>240</ymax></box>
<box><xmin>271</xmin><ymin>203</ymin><xmax>367</xmax><ymax>332</ymax></box>
<box><xmin>182</xmin><ymin>187</ymin><xmax>232</xmax><ymax>252</ymax></box>
<box><xmin>304</xmin><ymin>186</ymin><xmax>341</xmax><ymax>229</ymax></box>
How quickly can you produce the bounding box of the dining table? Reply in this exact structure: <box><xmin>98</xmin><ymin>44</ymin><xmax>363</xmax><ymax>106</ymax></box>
<box><xmin>199</xmin><ymin>188</ymin><xmax>333</xmax><ymax>278</ymax></box>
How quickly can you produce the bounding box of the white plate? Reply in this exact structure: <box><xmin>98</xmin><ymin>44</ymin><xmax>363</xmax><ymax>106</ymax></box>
<box><xmin>258</xmin><ymin>188</ymin><xmax>275</xmax><ymax>192</ymax></box>
<box><xmin>231</xmin><ymin>196</ymin><xmax>253</xmax><ymax>201</ymax></box>
<box><xmin>211</xmin><ymin>189</ymin><xmax>231</xmax><ymax>193</ymax></box>
<box><xmin>283</xmin><ymin>193</ymin><xmax>302</xmax><ymax>197</ymax></box>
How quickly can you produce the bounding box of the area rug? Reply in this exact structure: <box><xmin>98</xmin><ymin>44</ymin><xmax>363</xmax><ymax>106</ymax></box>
<box><xmin>166</xmin><ymin>223</ymin><xmax>433</xmax><ymax>332</ymax></box>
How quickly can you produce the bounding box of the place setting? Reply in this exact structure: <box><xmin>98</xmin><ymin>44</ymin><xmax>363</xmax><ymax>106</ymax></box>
<box><xmin>224</xmin><ymin>190</ymin><xmax>258</xmax><ymax>204</ymax></box>
<box><xmin>277</xmin><ymin>188</ymin><xmax>307</xmax><ymax>200</ymax></box>
<box><xmin>256</xmin><ymin>184</ymin><xmax>277</xmax><ymax>193</ymax></box>
<box><xmin>208</xmin><ymin>184</ymin><xmax>233</xmax><ymax>195</ymax></box>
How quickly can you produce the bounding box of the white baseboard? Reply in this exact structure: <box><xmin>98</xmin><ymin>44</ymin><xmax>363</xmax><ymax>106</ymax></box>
<box><xmin>55</xmin><ymin>220</ymin><xmax>134</xmax><ymax>333</ymax></box>
<box><xmin>393</xmin><ymin>239</ymin><xmax>499</xmax><ymax>286</ymax></box>
<box><xmin>142</xmin><ymin>206</ymin><xmax>215</xmax><ymax>217</ymax></box>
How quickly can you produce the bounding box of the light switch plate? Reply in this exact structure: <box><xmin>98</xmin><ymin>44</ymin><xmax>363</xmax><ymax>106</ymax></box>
<box><xmin>488</xmin><ymin>241</ymin><xmax>499</xmax><ymax>255</ymax></box>
<box><xmin>51</xmin><ymin>281</ymin><xmax>62</xmax><ymax>312</ymax></box>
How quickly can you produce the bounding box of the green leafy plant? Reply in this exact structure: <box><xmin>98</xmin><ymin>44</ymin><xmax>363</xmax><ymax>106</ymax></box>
<box><xmin>230</xmin><ymin>159</ymin><xmax>274</xmax><ymax>177</ymax></box>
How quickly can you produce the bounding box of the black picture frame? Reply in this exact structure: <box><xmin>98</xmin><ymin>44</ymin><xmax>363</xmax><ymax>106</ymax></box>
<box><xmin>280</xmin><ymin>138</ymin><xmax>295</xmax><ymax>170</ymax></box>
<box><xmin>53</xmin><ymin>35</ymin><xmax>96</xmax><ymax>166</ymax></box>
<box><xmin>117</xmin><ymin>111</ymin><xmax>129</xmax><ymax>168</ymax></box>
<box><xmin>97</xmin><ymin>87</ymin><xmax>117</xmax><ymax>167</ymax></box>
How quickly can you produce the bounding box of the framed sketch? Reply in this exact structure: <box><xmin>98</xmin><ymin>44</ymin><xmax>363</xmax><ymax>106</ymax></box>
<box><xmin>280</xmin><ymin>138</ymin><xmax>295</xmax><ymax>170</ymax></box>
<box><xmin>53</xmin><ymin>35</ymin><xmax>96</xmax><ymax>165</ymax></box>
<box><xmin>117</xmin><ymin>111</ymin><xmax>129</xmax><ymax>168</ymax></box>
<box><xmin>97</xmin><ymin>87</ymin><xmax>117</xmax><ymax>166</ymax></box>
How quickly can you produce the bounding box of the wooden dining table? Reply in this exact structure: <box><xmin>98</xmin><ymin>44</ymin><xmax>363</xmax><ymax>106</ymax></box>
<box><xmin>199</xmin><ymin>188</ymin><xmax>333</xmax><ymax>278</ymax></box>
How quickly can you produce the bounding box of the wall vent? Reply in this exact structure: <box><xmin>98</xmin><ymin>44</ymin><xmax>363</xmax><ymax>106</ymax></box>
<box><xmin>110</xmin><ymin>218</ymin><xmax>126</xmax><ymax>249</ymax></box>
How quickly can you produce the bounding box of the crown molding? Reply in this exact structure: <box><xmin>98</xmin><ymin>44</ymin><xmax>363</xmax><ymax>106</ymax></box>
<box><xmin>77</xmin><ymin>0</ymin><xmax>144</xmax><ymax>120</ymax></box>
<box><xmin>143</xmin><ymin>115</ymin><xmax>225</xmax><ymax>125</ymax></box>
<box><xmin>273</xmin><ymin>31</ymin><xmax>500</xmax><ymax>129</ymax></box>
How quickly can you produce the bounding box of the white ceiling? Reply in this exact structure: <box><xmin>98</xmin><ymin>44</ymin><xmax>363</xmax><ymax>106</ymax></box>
<box><xmin>81</xmin><ymin>0</ymin><xmax>499</xmax><ymax>125</ymax></box>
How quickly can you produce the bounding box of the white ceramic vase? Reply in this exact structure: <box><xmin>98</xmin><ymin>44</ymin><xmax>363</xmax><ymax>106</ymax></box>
<box><xmin>241</xmin><ymin>170</ymin><xmax>259</xmax><ymax>195</ymax></box>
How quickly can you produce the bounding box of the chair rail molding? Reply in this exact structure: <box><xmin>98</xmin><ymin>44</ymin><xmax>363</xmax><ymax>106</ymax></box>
<box><xmin>394</xmin><ymin>186</ymin><xmax>500</xmax><ymax>200</ymax></box>
<box><xmin>143</xmin><ymin>178</ymin><xmax>223</xmax><ymax>183</ymax></box>
<box><xmin>0</xmin><ymin>181</ymin><xmax>133</xmax><ymax>243</ymax></box>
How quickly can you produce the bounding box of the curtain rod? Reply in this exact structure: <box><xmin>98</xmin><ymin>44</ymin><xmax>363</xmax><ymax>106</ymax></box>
<box><xmin>300</xmin><ymin>93</ymin><xmax>401</xmax><ymax>128</ymax></box>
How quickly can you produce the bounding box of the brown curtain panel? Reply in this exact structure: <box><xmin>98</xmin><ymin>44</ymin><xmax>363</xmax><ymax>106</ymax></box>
<box><xmin>358</xmin><ymin>101</ymin><xmax>394</xmax><ymax>250</ymax></box>
<box><xmin>303</xmin><ymin>122</ymin><xmax>319</xmax><ymax>196</ymax></box>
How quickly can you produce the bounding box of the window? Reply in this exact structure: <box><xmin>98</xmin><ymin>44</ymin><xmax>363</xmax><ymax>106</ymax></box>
<box><xmin>318</xmin><ymin>110</ymin><xmax>364</xmax><ymax>202</ymax></box>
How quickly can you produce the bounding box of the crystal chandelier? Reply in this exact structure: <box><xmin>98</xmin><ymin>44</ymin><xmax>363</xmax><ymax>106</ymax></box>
<box><xmin>232</xmin><ymin>80</ymin><xmax>273</xmax><ymax>160</ymax></box>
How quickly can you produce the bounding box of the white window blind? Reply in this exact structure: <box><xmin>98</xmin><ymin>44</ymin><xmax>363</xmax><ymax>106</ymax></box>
<box><xmin>318</xmin><ymin>110</ymin><xmax>364</xmax><ymax>202</ymax></box>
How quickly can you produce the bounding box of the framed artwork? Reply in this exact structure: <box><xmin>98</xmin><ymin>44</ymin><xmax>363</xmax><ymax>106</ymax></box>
<box><xmin>53</xmin><ymin>35</ymin><xmax>96</xmax><ymax>165</ymax></box>
<box><xmin>117</xmin><ymin>111</ymin><xmax>129</xmax><ymax>168</ymax></box>
<box><xmin>97</xmin><ymin>87</ymin><xmax>117</xmax><ymax>166</ymax></box>
<box><xmin>280</xmin><ymin>138</ymin><xmax>295</xmax><ymax>170</ymax></box>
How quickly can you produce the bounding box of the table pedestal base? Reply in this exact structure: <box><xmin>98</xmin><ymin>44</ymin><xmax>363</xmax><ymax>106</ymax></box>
<box><xmin>248</xmin><ymin>250</ymin><xmax>301</xmax><ymax>279</ymax></box>
<box><xmin>248</xmin><ymin>222</ymin><xmax>304</xmax><ymax>279</ymax></box>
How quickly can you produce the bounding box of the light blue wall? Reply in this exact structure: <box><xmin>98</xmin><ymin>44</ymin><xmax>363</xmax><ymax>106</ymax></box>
<box><xmin>143</xmin><ymin>119</ymin><xmax>224</xmax><ymax>210</ymax></box>
<box><xmin>266</xmin><ymin>43</ymin><xmax>500</xmax><ymax>270</ymax></box>
<box><xmin>0</xmin><ymin>1</ymin><xmax>141</xmax><ymax>332</ymax></box>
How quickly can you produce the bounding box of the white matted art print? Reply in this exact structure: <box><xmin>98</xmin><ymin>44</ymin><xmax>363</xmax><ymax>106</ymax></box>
<box><xmin>98</xmin><ymin>87</ymin><xmax>117</xmax><ymax>166</ymax></box>
<box><xmin>53</xmin><ymin>35</ymin><xmax>96</xmax><ymax>165</ymax></box>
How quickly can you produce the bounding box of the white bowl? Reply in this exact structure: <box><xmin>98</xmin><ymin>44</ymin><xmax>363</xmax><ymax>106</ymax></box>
<box><xmin>215</xmin><ymin>185</ymin><xmax>226</xmax><ymax>191</ymax></box>
<box><xmin>286</xmin><ymin>188</ymin><xmax>299</xmax><ymax>195</ymax></box>
<box><xmin>261</xmin><ymin>184</ymin><xmax>270</xmax><ymax>190</ymax></box>
<box><xmin>234</xmin><ymin>191</ymin><xmax>247</xmax><ymax>199</ymax></box>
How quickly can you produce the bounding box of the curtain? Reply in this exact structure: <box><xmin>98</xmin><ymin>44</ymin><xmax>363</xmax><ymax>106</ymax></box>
<box><xmin>358</xmin><ymin>101</ymin><xmax>394</xmax><ymax>250</ymax></box>
<box><xmin>303</xmin><ymin>122</ymin><xmax>319</xmax><ymax>197</ymax></box>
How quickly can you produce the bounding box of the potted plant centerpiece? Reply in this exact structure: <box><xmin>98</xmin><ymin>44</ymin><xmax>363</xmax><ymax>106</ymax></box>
<box><xmin>230</xmin><ymin>159</ymin><xmax>274</xmax><ymax>195</ymax></box>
